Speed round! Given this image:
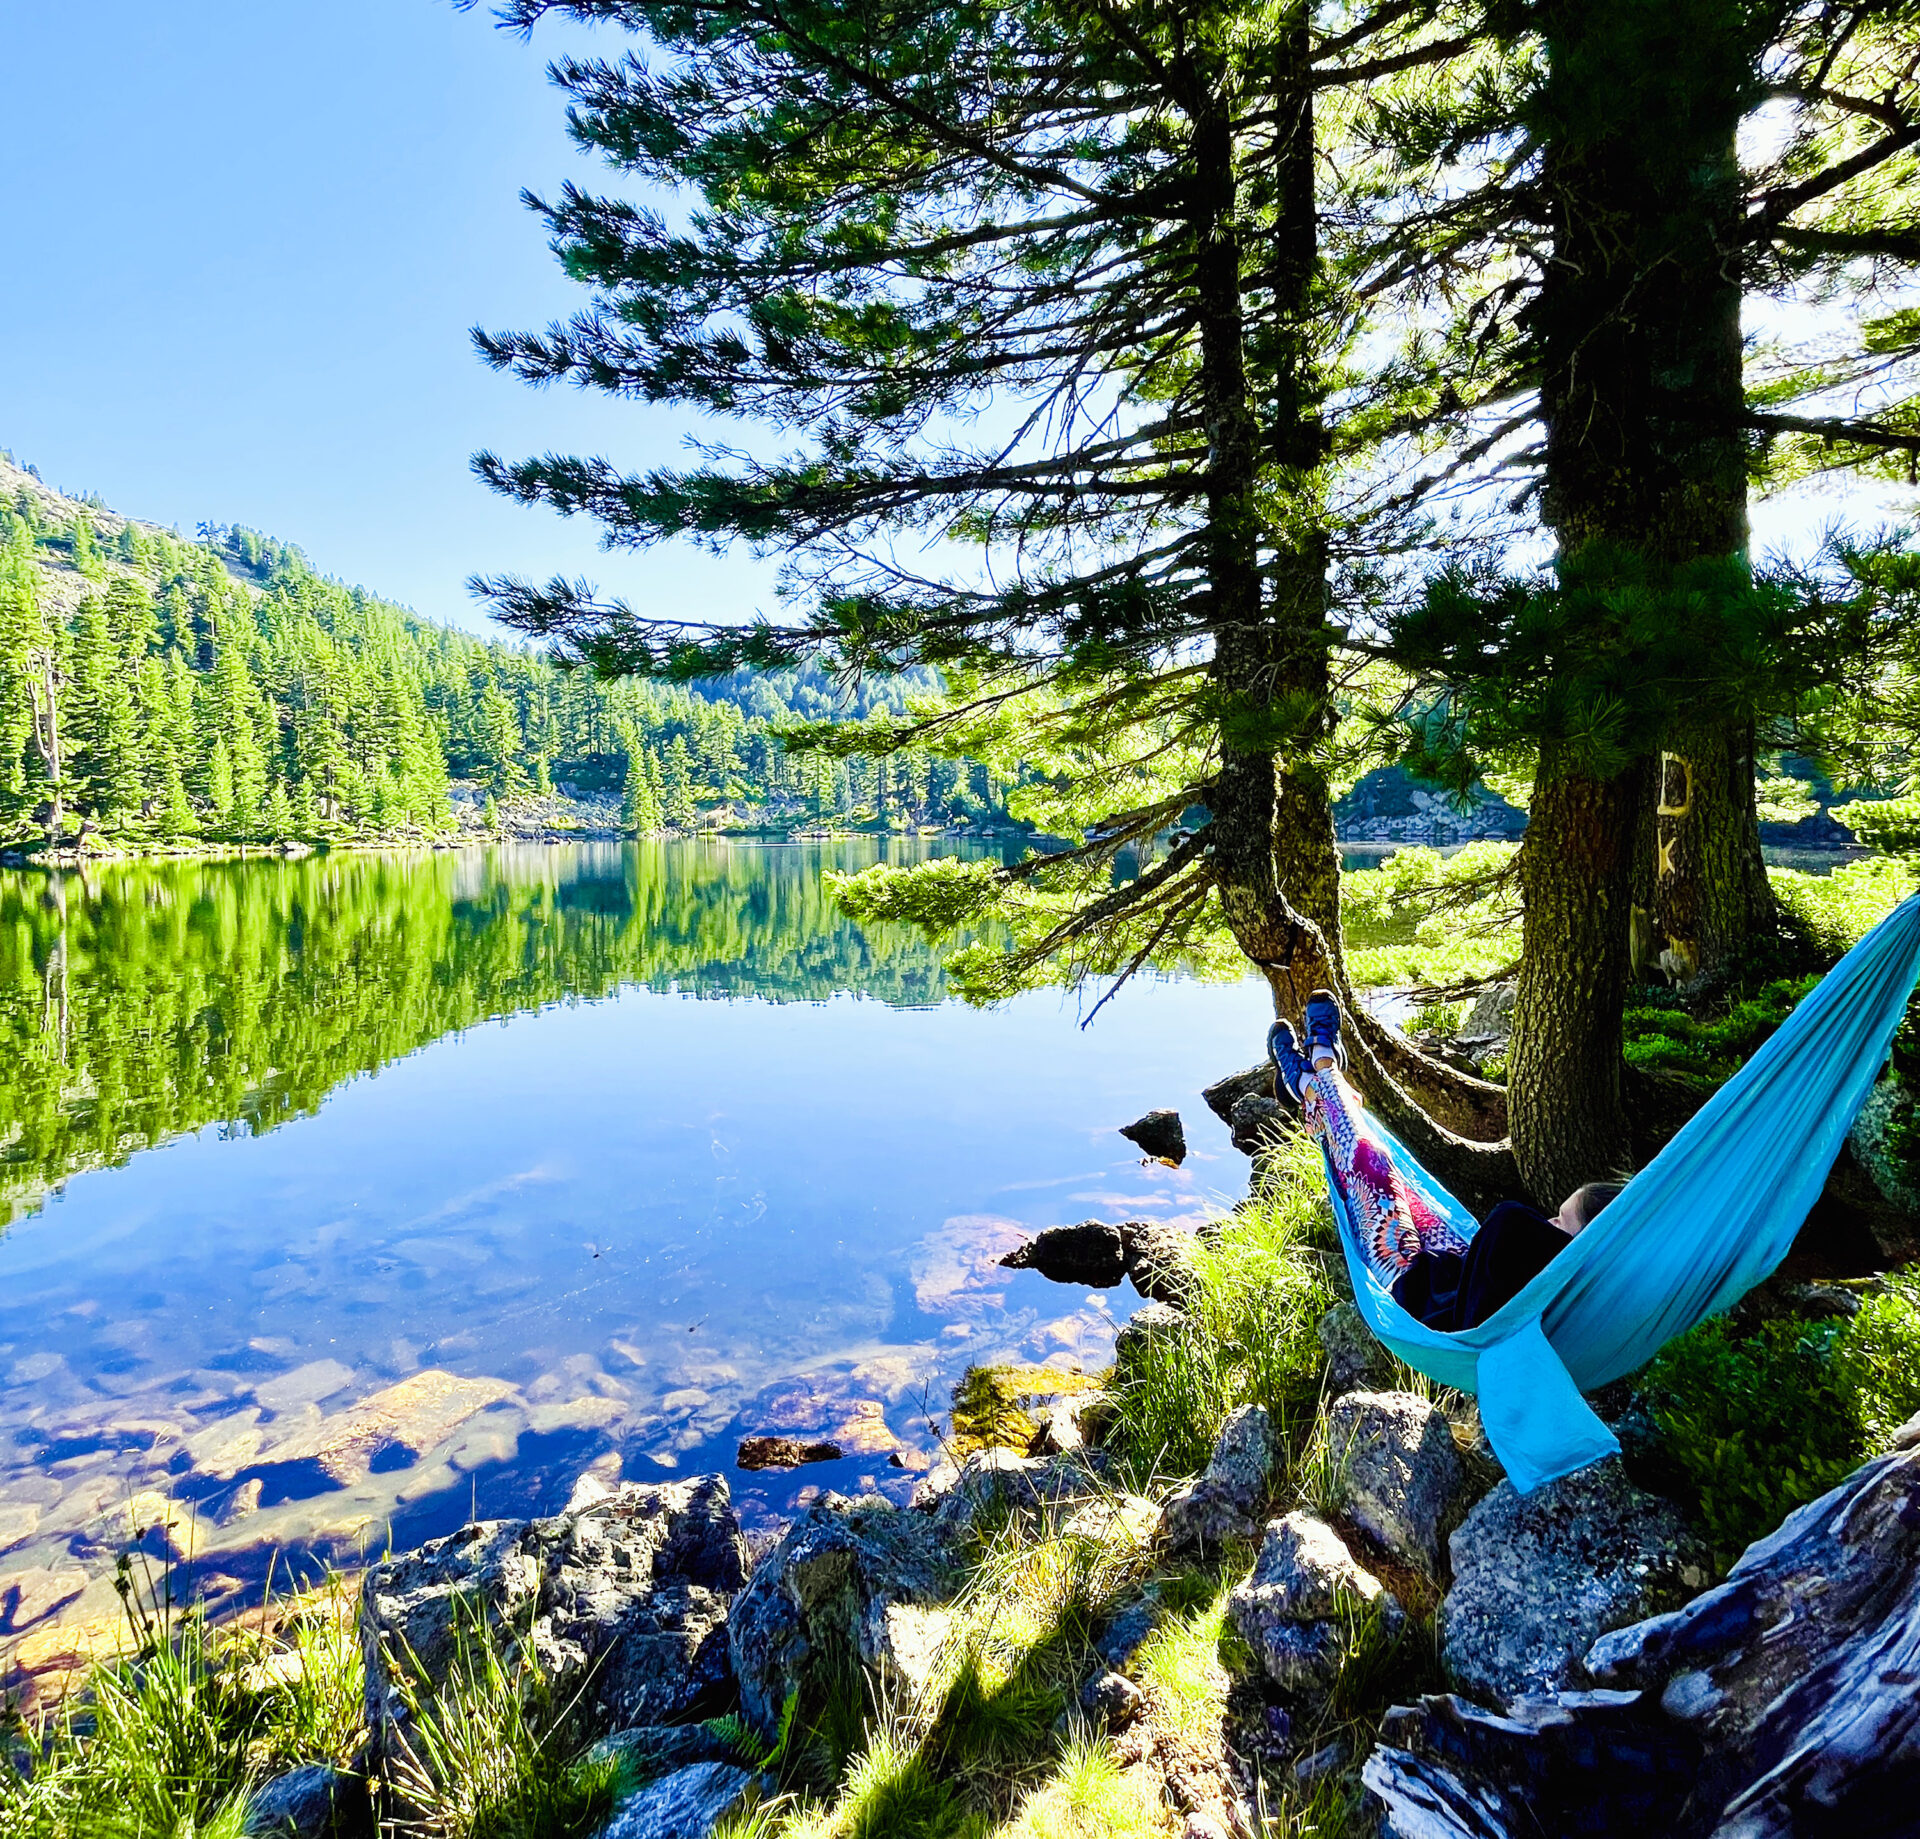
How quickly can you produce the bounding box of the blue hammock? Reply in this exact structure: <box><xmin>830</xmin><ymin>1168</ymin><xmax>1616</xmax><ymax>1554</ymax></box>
<box><xmin>1326</xmin><ymin>890</ymin><xmax>1920</xmax><ymax>1494</ymax></box>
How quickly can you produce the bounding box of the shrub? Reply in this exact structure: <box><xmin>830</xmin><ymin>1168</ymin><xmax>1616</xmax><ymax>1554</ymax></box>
<box><xmin>1639</xmin><ymin>1286</ymin><xmax>1920</xmax><ymax>1573</ymax></box>
<box><xmin>1622</xmin><ymin>977</ymin><xmax>1817</xmax><ymax>1079</ymax></box>
<box><xmin>1835</xmin><ymin>1279</ymin><xmax>1920</xmax><ymax>1447</ymax></box>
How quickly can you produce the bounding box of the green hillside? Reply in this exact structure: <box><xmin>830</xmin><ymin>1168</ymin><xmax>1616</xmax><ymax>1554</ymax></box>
<box><xmin>0</xmin><ymin>451</ymin><xmax>1015</xmax><ymax>853</ymax></box>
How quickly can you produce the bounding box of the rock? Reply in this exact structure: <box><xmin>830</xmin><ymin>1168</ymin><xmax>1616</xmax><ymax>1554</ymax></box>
<box><xmin>1113</xmin><ymin>1301</ymin><xmax>1186</xmax><ymax>1367</ymax></box>
<box><xmin>1025</xmin><ymin>1397</ymin><xmax>1088</xmax><ymax>1457</ymax></box>
<box><xmin>1229</xmin><ymin>1093</ymin><xmax>1288</xmax><ymax>1156</ymax></box>
<box><xmin>1162</xmin><ymin>1404</ymin><xmax>1277</xmax><ymax>1554</ymax></box>
<box><xmin>1059</xmin><ymin>1490</ymin><xmax>1161</xmax><ymax>1553</ymax></box>
<box><xmin>597</xmin><ymin>1761</ymin><xmax>762</xmax><ymax>1839</ymax></box>
<box><xmin>1460</xmin><ymin>982</ymin><xmax>1515</xmax><ymax>1043</ymax></box>
<box><xmin>1293</xmin><ymin>1738</ymin><xmax>1349</xmax><ymax>1788</ymax></box>
<box><xmin>1181</xmin><ymin>1816</ymin><xmax>1232</xmax><ymax>1839</ymax></box>
<box><xmin>0</xmin><ymin>1565</ymin><xmax>88</xmax><ymax>1630</ymax></box>
<box><xmin>1228</xmin><ymin>1512</ymin><xmax>1402</xmax><ymax>1697</ymax></box>
<box><xmin>1846</xmin><ymin>1071</ymin><xmax>1920</xmax><ymax>1214</ymax></box>
<box><xmin>1202</xmin><ymin>1064</ymin><xmax>1274</xmax><ymax>1125</ymax></box>
<box><xmin>1325</xmin><ymin>1390</ymin><xmax>1464</xmax><ymax>1577</ymax></box>
<box><xmin>1121</xmin><ymin>1221</ymin><xmax>1200</xmax><ymax>1308</ymax></box>
<box><xmin>586</xmin><ymin>1723</ymin><xmax>735</xmax><ymax>1779</ymax></box>
<box><xmin>1095</xmin><ymin>1597</ymin><xmax>1160</xmax><ymax>1671</ymax></box>
<box><xmin>1368</xmin><ymin>1446</ymin><xmax>1920</xmax><ymax>1833</ymax></box>
<box><xmin>728</xmin><ymin>1493</ymin><xmax>960</xmax><ymax>1732</ymax></box>
<box><xmin>360</xmin><ymin>1477</ymin><xmax>747</xmax><ymax>1765</ymax></box>
<box><xmin>999</xmin><ymin>1220</ymin><xmax>1129</xmax><ymax>1288</ymax></box>
<box><xmin>1441</xmin><ymin>1458</ymin><xmax>1700</xmax><ymax>1706</ymax></box>
<box><xmin>1892</xmin><ymin>1407</ymin><xmax>1920</xmax><ymax>1450</ymax></box>
<box><xmin>1317</xmin><ymin>1302</ymin><xmax>1395</xmax><ymax>1397</ymax></box>
<box><xmin>1119</xmin><ymin>1108</ymin><xmax>1187</xmax><ymax>1164</ymax></box>
<box><xmin>928</xmin><ymin>1447</ymin><xmax>1112</xmax><ymax>1534</ymax></box>
<box><xmin>736</xmin><ymin>1436</ymin><xmax>842</xmax><ymax>1470</ymax></box>
<box><xmin>1081</xmin><ymin>1669</ymin><xmax>1145</xmax><ymax>1726</ymax></box>
<box><xmin>244</xmin><ymin>1764</ymin><xmax>372</xmax><ymax>1839</ymax></box>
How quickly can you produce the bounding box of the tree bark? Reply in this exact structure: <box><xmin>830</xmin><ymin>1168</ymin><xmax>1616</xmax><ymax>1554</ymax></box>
<box><xmin>1522</xmin><ymin>0</ymin><xmax>1770</xmax><ymax>1182</ymax></box>
<box><xmin>1651</xmin><ymin>717</ymin><xmax>1774</xmax><ymax>979</ymax></box>
<box><xmin>1510</xmin><ymin>750</ymin><xmax>1643</xmax><ymax>1201</ymax></box>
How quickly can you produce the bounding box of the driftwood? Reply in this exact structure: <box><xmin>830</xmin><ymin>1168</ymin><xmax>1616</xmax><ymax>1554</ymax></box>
<box><xmin>1365</xmin><ymin>1446</ymin><xmax>1920</xmax><ymax>1837</ymax></box>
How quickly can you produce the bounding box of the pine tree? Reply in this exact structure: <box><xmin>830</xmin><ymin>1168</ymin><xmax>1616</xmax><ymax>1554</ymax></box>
<box><xmin>67</xmin><ymin>599</ymin><xmax>142</xmax><ymax>826</ymax></box>
<box><xmin>69</xmin><ymin>512</ymin><xmax>104</xmax><ymax>582</ymax></box>
<box><xmin>620</xmin><ymin>728</ymin><xmax>663</xmax><ymax>833</ymax></box>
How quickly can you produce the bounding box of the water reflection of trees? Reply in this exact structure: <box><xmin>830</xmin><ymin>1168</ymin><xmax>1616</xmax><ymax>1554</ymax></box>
<box><xmin>0</xmin><ymin>841</ymin><xmax>980</xmax><ymax>1225</ymax></box>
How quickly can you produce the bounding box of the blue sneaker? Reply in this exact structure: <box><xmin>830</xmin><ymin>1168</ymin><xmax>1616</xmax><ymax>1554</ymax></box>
<box><xmin>1268</xmin><ymin>1019</ymin><xmax>1310</xmax><ymax>1101</ymax></box>
<box><xmin>1304</xmin><ymin>988</ymin><xmax>1346</xmax><ymax>1072</ymax></box>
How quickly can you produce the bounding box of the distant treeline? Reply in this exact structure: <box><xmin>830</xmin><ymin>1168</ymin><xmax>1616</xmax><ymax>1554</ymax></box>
<box><xmin>0</xmin><ymin>486</ymin><xmax>1016</xmax><ymax>849</ymax></box>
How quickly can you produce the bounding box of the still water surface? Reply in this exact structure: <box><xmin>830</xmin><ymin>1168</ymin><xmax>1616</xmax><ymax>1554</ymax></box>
<box><xmin>0</xmin><ymin>841</ymin><xmax>1265</xmax><ymax>1652</ymax></box>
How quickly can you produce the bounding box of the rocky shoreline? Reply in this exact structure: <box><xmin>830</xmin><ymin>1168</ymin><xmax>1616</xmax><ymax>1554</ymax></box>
<box><xmin>10</xmin><ymin>1066</ymin><xmax>1916</xmax><ymax>1839</ymax></box>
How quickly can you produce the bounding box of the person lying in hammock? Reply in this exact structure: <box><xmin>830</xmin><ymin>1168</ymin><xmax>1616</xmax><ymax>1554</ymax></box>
<box><xmin>1270</xmin><ymin>991</ymin><xmax>1623</xmax><ymax>1332</ymax></box>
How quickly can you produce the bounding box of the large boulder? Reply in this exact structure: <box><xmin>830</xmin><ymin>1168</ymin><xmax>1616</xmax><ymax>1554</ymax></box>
<box><xmin>1366</xmin><ymin>1446</ymin><xmax>1920</xmax><ymax>1837</ymax></box>
<box><xmin>1229</xmin><ymin>1093</ymin><xmax>1288</xmax><ymax>1157</ymax></box>
<box><xmin>728</xmin><ymin>1493</ymin><xmax>960</xmax><ymax>1733</ymax></box>
<box><xmin>1228</xmin><ymin>1512</ymin><xmax>1403</xmax><ymax>1699</ymax></box>
<box><xmin>1326</xmin><ymin>1390</ymin><xmax>1465</xmax><ymax>1578</ymax></box>
<box><xmin>359</xmin><ymin>1477</ymin><xmax>747</xmax><ymax>1765</ymax></box>
<box><xmin>1201</xmin><ymin>1064</ymin><xmax>1273</xmax><ymax>1125</ymax></box>
<box><xmin>597</xmin><ymin>1761</ymin><xmax>763</xmax><ymax>1839</ymax></box>
<box><xmin>1440</xmin><ymin>1458</ymin><xmax>1702</xmax><ymax>1706</ymax></box>
<box><xmin>1000</xmin><ymin>1220</ymin><xmax>1129</xmax><ymax>1287</ymax></box>
<box><xmin>1585</xmin><ymin>1444</ymin><xmax>1920</xmax><ymax>1833</ymax></box>
<box><xmin>1163</xmin><ymin>1405</ymin><xmax>1277</xmax><ymax>1555</ymax></box>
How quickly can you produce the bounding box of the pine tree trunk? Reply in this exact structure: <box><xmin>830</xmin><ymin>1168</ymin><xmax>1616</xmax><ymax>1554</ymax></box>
<box><xmin>1193</xmin><ymin>16</ymin><xmax>1510</xmax><ymax>1161</ymax></box>
<box><xmin>1510</xmin><ymin>751</ymin><xmax>1643</xmax><ymax>1200</ymax></box>
<box><xmin>1521</xmin><ymin>0</ymin><xmax>1769</xmax><ymax>1182</ymax></box>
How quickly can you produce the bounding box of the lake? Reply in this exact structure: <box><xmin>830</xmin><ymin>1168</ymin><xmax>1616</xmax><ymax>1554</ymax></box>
<box><xmin>0</xmin><ymin>840</ymin><xmax>1268</xmax><ymax>1661</ymax></box>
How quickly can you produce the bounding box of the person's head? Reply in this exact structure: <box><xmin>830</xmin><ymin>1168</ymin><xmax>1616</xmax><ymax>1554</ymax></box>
<box><xmin>1553</xmin><ymin>1179</ymin><xmax>1624</xmax><ymax>1236</ymax></box>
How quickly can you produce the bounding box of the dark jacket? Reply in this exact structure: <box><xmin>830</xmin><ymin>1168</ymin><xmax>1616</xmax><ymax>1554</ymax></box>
<box><xmin>1390</xmin><ymin>1200</ymin><xmax>1572</xmax><ymax>1332</ymax></box>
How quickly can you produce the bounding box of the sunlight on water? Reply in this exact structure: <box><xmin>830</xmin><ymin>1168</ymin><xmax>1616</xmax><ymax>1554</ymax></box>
<box><xmin>0</xmin><ymin>840</ymin><xmax>1267</xmax><ymax>1664</ymax></box>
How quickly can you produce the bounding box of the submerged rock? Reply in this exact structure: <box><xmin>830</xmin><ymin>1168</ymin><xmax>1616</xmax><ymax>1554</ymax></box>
<box><xmin>597</xmin><ymin>1760</ymin><xmax>763</xmax><ymax>1839</ymax></box>
<box><xmin>359</xmin><ymin>1477</ymin><xmax>747</xmax><ymax>1765</ymax></box>
<box><xmin>736</xmin><ymin>1435</ymin><xmax>842</xmax><ymax>1470</ymax></box>
<box><xmin>1162</xmin><ymin>1404</ymin><xmax>1277</xmax><ymax>1555</ymax></box>
<box><xmin>1228</xmin><ymin>1512</ymin><xmax>1402</xmax><ymax>1699</ymax></box>
<box><xmin>728</xmin><ymin>1492</ymin><xmax>960</xmax><ymax>1733</ymax></box>
<box><xmin>1119</xmin><ymin>1108</ymin><xmax>1187</xmax><ymax>1164</ymax></box>
<box><xmin>1441</xmin><ymin>1457</ymin><xmax>1701</xmax><ymax>1706</ymax></box>
<box><xmin>1000</xmin><ymin>1220</ymin><xmax>1129</xmax><ymax>1287</ymax></box>
<box><xmin>1326</xmin><ymin>1389</ymin><xmax>1464</xmax><ymax>1578</ymax></box>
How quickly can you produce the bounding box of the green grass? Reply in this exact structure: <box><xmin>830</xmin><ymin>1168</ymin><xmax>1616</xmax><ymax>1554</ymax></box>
<box><xmin>1106</xmin><ymin>1135</ymin><xmax>1340</xmax><ymax>1485</ymax></box>
<box><xmin>0</xmin><ymin>1567</ymin><xmax>363</xmax><ymax>1839</ymax></box>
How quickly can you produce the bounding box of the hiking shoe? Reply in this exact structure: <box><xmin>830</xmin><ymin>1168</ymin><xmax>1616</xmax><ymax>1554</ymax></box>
<box><xmin>1268</xmin><ymin>1019</ymin><xmax>1311</xmax><ymax>1100</ymax></box>
<box><xmin>1304</xmin><ymin>988</ymin><xmax>1346</xmax><ymax>1072</ymax></box>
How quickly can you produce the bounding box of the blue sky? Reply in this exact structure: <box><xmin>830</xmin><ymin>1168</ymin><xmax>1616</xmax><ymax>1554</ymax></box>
<box><xmin>0</xmin><ymin>6</ymin><xmax>1897</xmax><ymax>644</ymax></box>
<box><xmin>0</xmin><ymin>1</ymin><xmax>774</xmax><ymax>635</ymax></box>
